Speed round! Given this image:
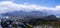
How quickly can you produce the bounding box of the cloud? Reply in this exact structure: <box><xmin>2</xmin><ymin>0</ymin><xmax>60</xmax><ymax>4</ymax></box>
<box><xmin>3</xmin><ymin>0</ymin><xmax>14</xmax><ymax>1</ymax></box>
<box><xmin>3</xmin><ymin>0</ymin><xmax>13</xmax><ymax>1</ymax></box>
<box><xmin>0</xmin><ymin>1</ymin><xmax>60</xmax><ymax>14</ymax></box>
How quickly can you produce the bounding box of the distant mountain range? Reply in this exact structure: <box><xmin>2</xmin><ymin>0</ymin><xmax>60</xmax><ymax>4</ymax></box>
<box><xmin>1</xmin><ymin>11</ymin><xmax>60</xmax><ymax>20</ymax></box>
<box><xmin>2</xmin><ymin>11</ymin><xmax>48</xmax><ymax>17</ymax></box>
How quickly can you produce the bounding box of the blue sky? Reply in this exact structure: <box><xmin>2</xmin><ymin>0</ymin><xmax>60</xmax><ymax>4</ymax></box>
<box><xmin>13</xmin><ymin>0</ymin><xmax>60</xmax><ymax>7</ymax></box>
<box><xmin>0</xmin><ymin>0</ymin><xmax>60</xmax><ymax>16</ymax></box>
<box><xmin>0</xmin><ymin>0</ymin><xmax>60</xmax><ymax>7</ymax></box>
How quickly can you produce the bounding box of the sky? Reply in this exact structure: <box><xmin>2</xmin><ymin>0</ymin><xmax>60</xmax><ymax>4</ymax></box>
<box><xmin>0</xmin><ymin>0</ymin><xmax>60</xmax><ymax>15</ymax></box>
<box><xmin>1</xmin><ymin>0</ymin><xmax>60</xmax><ymax>7</ymax></box>
<box><xmin>13</xmin><ymin>0</ymin><xmax>60</xmax><ymax>7</ymax></box>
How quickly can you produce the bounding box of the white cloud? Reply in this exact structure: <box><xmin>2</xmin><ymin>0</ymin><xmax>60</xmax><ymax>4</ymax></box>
<box><xmin>3</xmin><ymin>0</ymin><xmax>14</xmax><ymax>1</ymax></box>
<box><xmin>0</xmin><ymin>1</ymin><xmax>60</xmax><ymax>14</ymax></box>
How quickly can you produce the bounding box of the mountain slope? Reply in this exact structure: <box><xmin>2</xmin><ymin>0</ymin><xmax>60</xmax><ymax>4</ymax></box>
<box><xmin>2</xmin><ymin>11</ymin><xmax>47</xmax><ymax>16</ymax></box>
<box><xmin>1</xmin><ymin>11</ymin><xmax>48</xmax><ymax>19</ymax></box>
<box><xmin>1</xmin><ymin>11</ymin><xmax>59</xmax><ymax>20</ymax></box>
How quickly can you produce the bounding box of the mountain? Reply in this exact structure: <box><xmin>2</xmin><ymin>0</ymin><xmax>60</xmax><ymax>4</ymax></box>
<box><xmin>1</xmin><ymin>11</ymin><xmax>48</xmax><ymax>19</ymax></box>
<box><xmin>43</xmin><ymin>15</ymin><xmax>58</xmax><ymax>20</ymax></box>
<box><xmin>1</xmin><ymin>11</ymin><xmax>60</xmax><ymax>20</ymax></box>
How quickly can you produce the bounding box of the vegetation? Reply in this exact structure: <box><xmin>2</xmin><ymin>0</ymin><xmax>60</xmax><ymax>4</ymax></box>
<box><xmin>11</xmin><ymin>23</ymin><xmax>18</xmax><ymax>28</ymax></box>
<box><xmin>1</xmin><ymin>15</ymin><xmax>60</xmax><ymax>28</ymax></box>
